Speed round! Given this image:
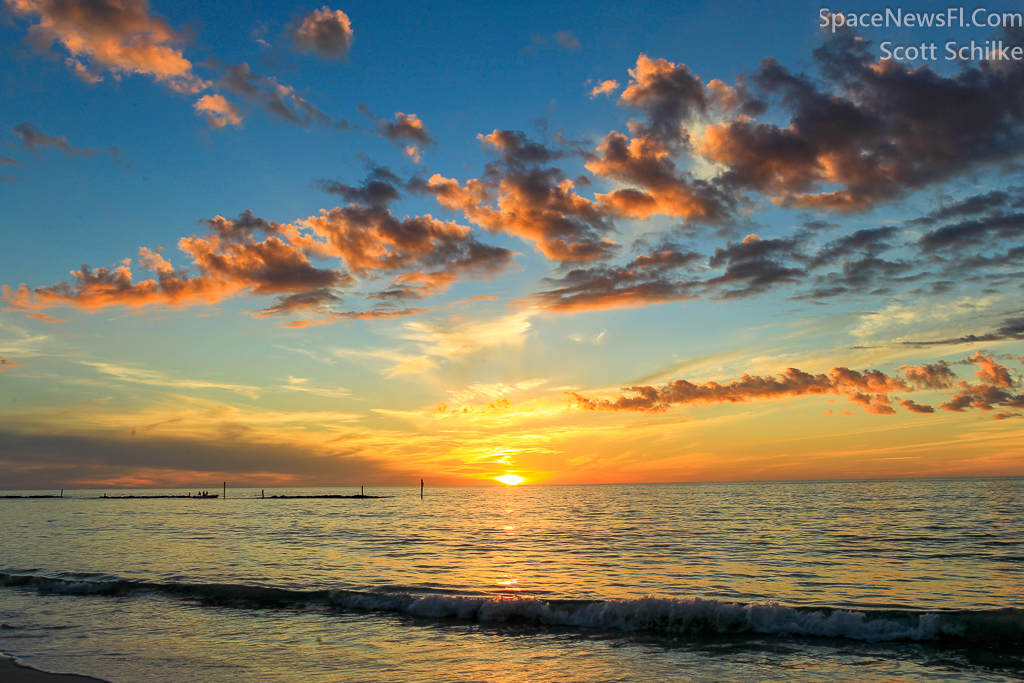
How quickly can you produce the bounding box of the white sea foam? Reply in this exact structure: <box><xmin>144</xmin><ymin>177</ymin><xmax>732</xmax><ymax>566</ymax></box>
<box><xmin>327</xmin><ymin>592</ymin><xmax>966</xmax><ymax>642</ymax></box>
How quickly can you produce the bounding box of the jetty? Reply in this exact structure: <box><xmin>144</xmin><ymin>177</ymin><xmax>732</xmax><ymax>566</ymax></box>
<box><xmin>265</xmin><ymin>494</ymin><xmax>390</xmax><ymax>499</ymax></box>
<box><xmin>1</xmin><ymin>494</ymin><xmax>62</xmax><ymax>499</ymax></box>
<box><xmin>99</xmin><ymin>494</ymin><xmax>219</xmax><ymax>499</ymax></box>
<box><xmin>2</xmin><ymin>483</ymin><xmax>403</xmax><ymax>500</ymax></box>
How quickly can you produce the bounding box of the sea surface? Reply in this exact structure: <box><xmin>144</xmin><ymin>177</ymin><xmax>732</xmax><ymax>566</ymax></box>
<box><xmin>1</xmin><ymin>479</ymin><xmax>1022</xmax><ymax>682</ymax></box>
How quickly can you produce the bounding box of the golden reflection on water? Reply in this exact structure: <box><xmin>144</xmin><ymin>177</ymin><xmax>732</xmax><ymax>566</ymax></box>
<box><xmin>1</xmin><ymin>480</ymin><xmax>1020</xmax><ymax>609</ymax></box>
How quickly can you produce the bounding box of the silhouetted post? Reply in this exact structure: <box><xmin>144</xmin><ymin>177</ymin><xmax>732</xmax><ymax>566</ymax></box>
<box><xmin>361</xmin><ymin>485</ymin><xmax>364</xmax><ymax>497</ymax></box>
<box><xmin>420</xmin><ymin>479</ymin><xmax>423</xmax><ymax>499</ymax></box>
<box><xmin>60</xmin><ymin>489</ymin><xmax>63</xmax><ymax>498</ymax></box>
<box><xmin>262</xmin><ymin>489</ymin><xmax>264</xmax><ymax>499</ymax></box>
<box><xmin>223</xmin><ymin>482</ymin><xmax>226</xmax><ymax>499</ymax></box>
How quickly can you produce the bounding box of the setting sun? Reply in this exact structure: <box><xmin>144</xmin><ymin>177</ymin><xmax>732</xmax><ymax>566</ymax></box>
<box><xmin>495</xmin><ymin>475</ymin><xmax>525</xmax><ymax>485</ymax></box>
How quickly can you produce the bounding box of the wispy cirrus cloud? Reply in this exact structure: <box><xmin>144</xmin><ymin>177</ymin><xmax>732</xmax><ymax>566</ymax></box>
<box><xmin>79</xmin><ymin>361</ymin><xmax>262</xmax><ymax>398</ymax></box>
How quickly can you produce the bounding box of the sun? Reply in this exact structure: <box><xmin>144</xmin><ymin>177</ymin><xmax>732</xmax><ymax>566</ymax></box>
<box><xmin>494</xmin><ymin>474</ymin><xmax>525</xmax><ymax>485</ymax></box>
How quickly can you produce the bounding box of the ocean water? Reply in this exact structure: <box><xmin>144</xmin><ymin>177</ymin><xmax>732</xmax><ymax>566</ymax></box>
<box><xmin>1</xmin><ymin>479</ymin><xmax>1022</xmax><ymax>682</ymax></box>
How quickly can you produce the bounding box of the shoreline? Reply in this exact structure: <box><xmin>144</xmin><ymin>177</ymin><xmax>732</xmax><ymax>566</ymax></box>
<box><xmin>1</xmin><ymin>656</ymin><xmax>106</xmax><ymax>682</ymax></box>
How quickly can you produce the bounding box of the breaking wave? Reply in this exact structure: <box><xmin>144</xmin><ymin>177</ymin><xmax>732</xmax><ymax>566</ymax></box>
<box><xmin>2</xmin><ymin>572</ymin><xmax>1021</xmax><ymax>648</ymax></box>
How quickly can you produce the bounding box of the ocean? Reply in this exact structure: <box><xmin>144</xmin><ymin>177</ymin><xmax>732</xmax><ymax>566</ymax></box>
<box><xmin>1</xmin><ymin>479</ymin><xmax>1021</xmax><ymax>682</ymax></box>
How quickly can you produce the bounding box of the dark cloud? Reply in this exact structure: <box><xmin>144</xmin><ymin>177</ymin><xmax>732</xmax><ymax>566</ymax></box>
<box><xmin>253</xmin><ymin>289</ymin><xmax>341</xmax><ymax>318</ymax></box>
<box><xmin>894</xmin><ymin>312</ymin><xmax>1024</xmax><ymax>346</ymax></box>
<box><xmin>706</xmin><ymin>234</ymin><xmax>805</xmax><ymax>299</ymax></box>
<box><xmin>918</xmin><ymin>211</ymin><xmax>1024</xmax><ymax>252</ymax></box>
<box><xmin>533</xmin><ymin>246</ymin><xmax>703</xmax><ymax>312</ymax></box>
<box><xmin>0</xmin><ymin>428</ymin><xmax>417</xmax><ymax>489</ymax></box>
<box><xmin>796</xmin><ymin>226</ymin><xmax>920</xmax><ymax>299</ymax></box>
<box><xmin>12</xmin><ymin>123</ymin><xmax>120</xmax><ymax>162</ymax></box>
<box><xmin>907</xmin><ymin>190</ymin><xmax>1024</xmax><ymax>226</ymax></box>
<box><xmin>358</xmin><ymin>105</ymin><xmax>433</xmax><ymax>145</ymax></box>
<box><xmin>218</xmin><ymin>62</ymin><xmax>347</xmax><ymax>129</ymax></box>
<box><xmin>699</xmin><ymin>29</ymin><xmax>1024</xmax><ymax>212</ymax></box>
<box><xmin>478</xmin><ymin>129</ymin><xmax>568</xmax><ymax>169</ymax></box>
<box><xmin>900</xmin><ymin>399</ymin><xmax>935</xmax><ymax>414</ymax></box>
<box><xmin>291</xmin><ymin>6</ymin><xmax>354</xmax><ymax>59</ymax></box>
<box><xmin>617</xmin><ymin>54</ymin><xmax>723</xmax><ymax>146</ymax></box>
<box><xmin>900</xmin><ymin>361</ymin><xmax>958</xmax><ymax>390</ymax></box>
<box><xmin>314</xmin><ymin>165</ymin><xmax>403</xmax><ymax>207</ymax></box>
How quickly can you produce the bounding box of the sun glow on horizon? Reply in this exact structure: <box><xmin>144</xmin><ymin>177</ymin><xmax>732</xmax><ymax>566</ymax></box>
<box><xmin>495</xmin><ymin>474</ymin><xmax>525</xmax><ymax>485</ymax></box>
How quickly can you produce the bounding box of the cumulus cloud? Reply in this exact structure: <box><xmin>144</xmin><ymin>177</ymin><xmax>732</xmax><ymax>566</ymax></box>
<box><xmin>415</xmin><ymin>130</ymin><xmax>617</xmax><ymax>262</ymax></box>
<box><xmin>696</xmin><ymin>30</ymin><xmax>1024</xmax><ymax>212</ymax></box>
<box><xmin>570</xmin><ymin>365</ymin><xmax>908</xmax><ymax>415</ymax></box>
<box><xmin>6</xmin><ymin>0</ymin><xmax>207</xmax><ymax>92</ymax></box>
<box><xmin>590</xmin><ymin>80</ymin><xmax>620</xmax><ymax>98</ymax></box>
<box><xmin>193</xmin><ymin>94</ymin><xmax>243</xmax><ymax>129</ymax></box>
<box><xmin>569</xmin><ymin>353</ymin><xmax>1024</xmax><ymax>419</ymax></box>
<box><xmin>291</xmin><ymin>6</ymin><xmax>353</xmax><ymax>59</ymax></box>
<box><xmin>358</xmin><ymin>106</ymin><xmax>433</xmax><ymax>160</ymax></box>
<box><xmin>296</xmin><ymin>204</ymin><xmax>514</xmax><ymax>289</ymax></box>
<box><xmin>3</xmin><ymin>169</ymin><xmax>514</xmax><ymax>324</ymax></box>
<box><xmin>315</xmin><ymin>165</ymin><xmax>403</xmax><ymax>207</ymax></box>
<box><xmin>938</xmin><ymin>353</ymin><xmax>1024</xmax><ymax>414</ymax></box>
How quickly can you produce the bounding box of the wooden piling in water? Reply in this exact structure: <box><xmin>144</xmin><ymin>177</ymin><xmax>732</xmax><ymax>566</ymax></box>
<box><xmin>223</xmin><ymin>482</ymin><xmax>226</xmax><ymax>499</ymax></box>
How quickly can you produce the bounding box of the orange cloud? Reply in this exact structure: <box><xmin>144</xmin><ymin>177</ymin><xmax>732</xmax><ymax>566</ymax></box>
<box><xmin>291</xmin><ymin>6</ymin><xmax>353</xmax><ymax>59</ymax></box>
<box><xmin>939</xmin><ymin>354</ymin><xmax>1023</xmax><ymax>414</ymax></box>
<box><xmin>590</xmin><ymin>79</ymin><xmax>619</xmax><ymax>98</ymax></box>
<box><xmin>3</xmin><ymin>217</ymin><xmax>347</xmax><ymax>313</ymax></box>
<box><xmin>570</xmin><ymin>366</ymin><xmax>911</xmax><ymax>414</ymax></box>
<box><xmin>588</xmin><ymin>132</ymin><xmax>734</xmax><ymax>221</ymax></box>
<box><xmin>281</xmin><ymin>307</ymin><xmax>427</xmax><ymax>328</ymax></box>
<box><xmin>421</xmin><ymin>171</ymin><xmax>616</xmax><ymax>262</ymax></box>
<box><xmin>3</xmin><ymin>195</ymin><xmax>513</xmax><ymax>325</ymax></box>
<box><xmin>571</xmin><ymin>354</ymin><xmax>1024</xmax><ymax>420</ymax></box>
<box><xmin>193</xmin><ymin>94</ymin><xmax>242</xmax><ymax>129</ymax></box>
<box><xmin>298</xmin><ymin>204</ymin><xmax>513</xmax><ymax>287</ymax></box>
<box><xmin>8</xmin><ymin>0</ymin><xmax>207</xmax><ymax>92</ymax></box>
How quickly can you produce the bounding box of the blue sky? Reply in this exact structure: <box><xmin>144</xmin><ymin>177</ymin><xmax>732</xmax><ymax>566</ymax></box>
<box><xmin>2</xmin><ymin>0</ymin><xmax>1024</xmax><ymax>488</ymax></box>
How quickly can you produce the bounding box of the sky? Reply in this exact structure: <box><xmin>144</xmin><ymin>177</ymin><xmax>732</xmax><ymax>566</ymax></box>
<box><xmin>2</xmin><ymin>0</ymin><xmax>1024</xmax><ymax>489</ymax></box>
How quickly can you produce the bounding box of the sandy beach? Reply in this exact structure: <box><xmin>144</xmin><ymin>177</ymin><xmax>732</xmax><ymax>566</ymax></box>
<box><xmin>1</xmin><ymin>657</ymin><xmax>100</xmax><ymax>682</ymax></box>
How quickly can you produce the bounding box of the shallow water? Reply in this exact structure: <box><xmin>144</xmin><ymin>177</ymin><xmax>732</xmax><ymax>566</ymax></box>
<box><xmin>1</xmin><ymin>479</ymin><xmax>1022</xmax><ymax>682</ymax></box>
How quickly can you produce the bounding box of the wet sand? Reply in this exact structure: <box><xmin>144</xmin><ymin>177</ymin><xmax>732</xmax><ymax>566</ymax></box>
<box><xmin>1</xmin><ymin>657</ymin><xmax>101</xmax><ymax>682</ymax></box>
